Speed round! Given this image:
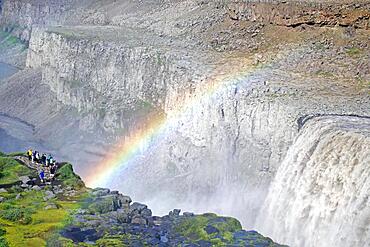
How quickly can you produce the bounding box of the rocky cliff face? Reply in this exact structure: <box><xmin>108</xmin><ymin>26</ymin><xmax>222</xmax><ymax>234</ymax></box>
<box><xmin>227</xmin><ymin>1</ymin><xmax>370</xmax><ymax>29</ymax></box>
<box><xmin>0</xmin><ymin>0</ymin><xmax>369</xmax><ymax>244</ymax></box>
<box><xmin>255</xmin><ymin>115</ymin><xmax>370</xmax><ymax>247</ymax></box>
<box><xmin>0</xmin><ymin>0</ymin><xmax>77</xmax><ymax>41</ymax></box>
<box><xmin>26</xmin><ymin>26</ymin><xmax>208</xmax><ymax>132</ymax></box>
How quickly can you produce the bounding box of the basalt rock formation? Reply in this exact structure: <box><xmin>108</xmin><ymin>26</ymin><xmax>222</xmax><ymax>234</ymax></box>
<box><xmin>0</xmin><ymin>1</ymin><xmax>369</xmax><ymax>246</ymax></box>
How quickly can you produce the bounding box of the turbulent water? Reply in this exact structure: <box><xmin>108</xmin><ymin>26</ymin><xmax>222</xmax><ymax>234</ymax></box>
<box><xmin>255</xmin><ymin>116</ymin><xmax>370</xmax><ymax>247</ymax></box>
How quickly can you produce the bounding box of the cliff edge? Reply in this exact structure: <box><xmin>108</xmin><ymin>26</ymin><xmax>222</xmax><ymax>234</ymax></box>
<box><xmin>0</xmin><ymin>152</ymin><xmax>284</xmax><ymax>246</ymax></box>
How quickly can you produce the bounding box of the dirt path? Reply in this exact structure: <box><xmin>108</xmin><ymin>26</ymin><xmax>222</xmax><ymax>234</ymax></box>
<box><xmin>15</xmin><ymin>156</ymin><xmax>63</xmax><ymax>187</ymax></box>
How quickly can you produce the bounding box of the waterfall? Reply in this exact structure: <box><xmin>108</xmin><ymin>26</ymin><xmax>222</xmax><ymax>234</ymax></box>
<box><xmin>255</xmin><ymin>116</ymin><xmax>370</xmax><ymax>247</ymax></box>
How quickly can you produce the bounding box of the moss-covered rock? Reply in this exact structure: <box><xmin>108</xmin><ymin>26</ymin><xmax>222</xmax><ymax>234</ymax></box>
<box><xmin>174</xmin><ymin>213</ymin><xmax>242</xmax><ymax>245</ymax></box>
<box><xmin>56</xmin><ymin>164</ymin><xmax>84</xmax><ymax>188</ymax></box>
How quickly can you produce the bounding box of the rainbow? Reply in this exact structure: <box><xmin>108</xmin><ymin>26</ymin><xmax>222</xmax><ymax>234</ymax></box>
<box><xmin>85</xmin><ymin>55</ymin><xmax>261</xmax><ymax>188</ymax></box>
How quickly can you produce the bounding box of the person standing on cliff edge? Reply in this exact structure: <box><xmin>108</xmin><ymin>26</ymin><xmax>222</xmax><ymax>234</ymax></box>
<box><xmin>27</xmin><ymin>149</ymin><xmax>32</xmax><ymax>161</ymax></box>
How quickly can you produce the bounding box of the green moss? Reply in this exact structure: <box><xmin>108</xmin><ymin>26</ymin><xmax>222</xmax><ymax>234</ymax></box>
<box><xmin>0</xmin><ymin>157</ymin><xmax>33</xmax><ymax>184</ymax></box>
<box><xmin>88</xmin><ymin>198</ymin><xmax>115</xmax><ymax>214</ymax></box>
<box><xmin>346</xmin><ymin>47</ymin><xmax>361</xmax><ymax>57</ymax></box>
<box><xmin>0</xmin><ymin>228</ymin><xmax>8</xmax><ymax>247</ymax></box>
<box><xmin>315</xmin><ymin>70</ymin><xmax>334</xmax><ymax>78</ymax></box>
<box><xmin>0</xmin><ymin>31</ymin><xmax>23</xmax><ymax>49</ymax></box>
<box><xmin>56</xmin><ymin>164</ymin><xmax>84</xmax><ymax>188</ymax></box>
<box><xmin>174</xmin><ymin>213</ymin><xmax>242</xmax><ymax>244</ymax></box>
<box><xmin>1</xmin><ymin>194</ymin><xmax>84</xmax><ymax>246</ymax></box>
<box><xmin>0</xmin><ymin>176</ymin><xmax>85</xmax><ymax>246</ymax></box>
<box><xmin>95</xmin><ymin>234</ymin><xmax>150</xmax><ymax>247</ymax></box>
<box><xmin>0</xmin><ymin>237</ymin><xmax>9</xmax><ymax>247</ymax></box>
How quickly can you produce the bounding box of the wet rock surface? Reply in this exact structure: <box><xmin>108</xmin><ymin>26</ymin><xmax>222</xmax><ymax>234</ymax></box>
<box><xmin>60</xmin><ymin>187</ymin><xmax>285</xmax><ymax>246</ymax></box>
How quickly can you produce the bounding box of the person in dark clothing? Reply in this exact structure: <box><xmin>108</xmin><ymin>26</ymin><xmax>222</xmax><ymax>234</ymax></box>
<box><xmin>35</xmin><ymin>151</ymin><xmax>40</xmax><ymax>163</ymax></box>
<box><xmin>41</xmin><ymin>154</ymin><xmax>47</xmax><ymax>165</ymax></box>
<box><xmin>32</xmin><ymin>151</ymin><xmax>37</xmax><ymax>163</ymax></box>
<box><xmin>50</xmin><ymin>164</ymin><xmax>57</xmax><ymax>181</ymax></box>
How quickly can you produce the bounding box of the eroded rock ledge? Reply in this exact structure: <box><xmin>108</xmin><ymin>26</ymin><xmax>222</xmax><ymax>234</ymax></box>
<box><xmin>227</xmin><ymin>1</ymin><xmax>370</xmax><ymax>29</ymax></box>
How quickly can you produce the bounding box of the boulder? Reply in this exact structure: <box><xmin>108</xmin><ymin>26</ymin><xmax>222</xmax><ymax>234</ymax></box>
<box><xmin>91</xmin><ymin>188</ymin><xmax>110</xmax><ymax>197</ymax></box>
<box><xmin>88</xmin><ymin>195</ymin><xmax>123</xmax><ymax>214</ymax></box>
<box><xmin>45</xmin><ymin>203</ymin><xmax>58</xmax><ymax>210</ymax></box>
<box><xmin>118</xmin><ymin>195</ymin><xmax>132</xmax><ymax>206</ymax></box>
<box><xmin>44</xmin><ymin>190</ymin><xmax>56</xmax><ymax>200</ymax></box>
<box><xmin>76</xmin><ymin>209</ymin><xmax>87</xmax><ymax>215</ymax></box>
<box><xmin>18</xmin><ymin>176</ymin><xmax>30</xmax><ymax>184</ymax></box>
<box><xmin>130</xmin><ymin>202</ymin><xmax>147</xmax><ymax>215</ymax></box>
<box><xmin>131</xmin><ymin>216</ymin><xmax>147</xmax><ymax>225</ymax></box>
<box><xmin>169</xmin><ymin>209</ymin><xmax>181</xmax><ymax>217</ymax></box>
<box><xmin>16</xmin><ymin>193</ymin><xmax>22</xmax><ymax>199</ymax></box>
<box><xmin>0</xmin><ymin>197</ymin><xmax>4</xmax><ymax>203</ymax></box>
<box><xmin>183</xmin><ymin>212</ymin><xmax>195</xmax><ymax>217</ymax></box>
<box><xmin>116</xmin><ymin>209</ymin><xmax>130</xmax><ymax>223</ymax></box>
<box><xmin>205</xmin><ymin>225</ymin><xmax>219</xmax><ymax>234</ymax></box>
<box><xmin>21</xmin><ymin>183</ymin><xmax>29</xmax><ymax>189</ymax></box>
<box><xmin>0</xmin><ymin>188</ymin><xmax>7</xmax><ymax>193</ymax></box>
<box><xmin>32</xmin><ymin>185</ymin><xmax>41</xmax><ymax>191</ymax></box>
<box><xmin>160</xmin><ymin>234</ymin><xmax>169</xmax><ymax>243</ymax></box>
<box><xmin>141</xmin><ymin>208</ymin><xmax>152</xmax><ymax>218</ymax></box>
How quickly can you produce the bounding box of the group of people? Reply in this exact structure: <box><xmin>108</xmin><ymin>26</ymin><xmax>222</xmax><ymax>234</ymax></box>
<box><xmin>26</xmin><ymin>149</ymin><xmax>58</xmax><ymax>184</ymax></box>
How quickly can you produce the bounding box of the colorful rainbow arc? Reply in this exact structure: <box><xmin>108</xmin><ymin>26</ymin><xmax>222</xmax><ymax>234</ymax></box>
<box><xmin>85</xmin><ymin>56</ymin><xmax>259</xmax><ymax>188</ymax></box>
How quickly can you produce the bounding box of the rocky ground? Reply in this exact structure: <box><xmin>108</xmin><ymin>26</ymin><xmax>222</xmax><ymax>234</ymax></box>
<box><xmin>0</xmin><ymin>152</ymin><xmax>284</xmax><ymax>246</ymax></box>
<box><xmin>0</xmin><ymin>1</ymin><xmax>369</xmax><ymax>245</ymax></box>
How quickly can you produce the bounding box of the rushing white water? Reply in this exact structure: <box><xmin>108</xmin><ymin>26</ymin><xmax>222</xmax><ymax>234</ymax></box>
<box><xmin>255</xmin><ymin>116</ymin><xmax>370</xmax><ymax>247</ymax></box>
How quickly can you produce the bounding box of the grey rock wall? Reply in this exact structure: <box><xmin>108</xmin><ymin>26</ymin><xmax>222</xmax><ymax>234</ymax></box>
<box><xmin>1</xmin><ymin>0</ymin><xmax>369</xmax><ymax>231</ymax></box>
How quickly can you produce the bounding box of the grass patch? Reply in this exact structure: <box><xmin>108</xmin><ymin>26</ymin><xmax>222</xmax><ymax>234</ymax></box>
<box><xmin>6</xmin><ymin>152</ymin><xmax>26</xmax><ymax>158</ymax></box>
<box><xmin>0</xmin><ymin>157</ymin><xmax>33</xmax><ymax>185</ymax></box>
<box><xmin>0</xmin><ymin>154</ymin><xmax>89</xmax><ymax>246</ymax></box>
<box><xmin>0</xmin><ymin>189</ymin><xmax>85</xmax><ymax>246</ymax></box>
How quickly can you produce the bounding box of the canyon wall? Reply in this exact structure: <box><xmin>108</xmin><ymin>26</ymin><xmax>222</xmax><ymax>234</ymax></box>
<box><xmin>25</xmin><ymin>26</ymin><xmax>215</xmax><ymax>136</ymax></box>
<box><xmin>227</xmin><ymin>1</ymin><xmax>370</xmax><ymax>29</ymax></box>
<box><xmin>1</xmin><ymin>0</ymin><xmax>369</xmax><ymax>238</ymax></box>
<box><xmin>0</xmin><ymin>0</ymin><xmax>78</xmax><ymax>41</ymax></box>
<box><xmin>255</xmin><ymin>116</ymin><xmax>370</xmax><ymax>247</ymax></box>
